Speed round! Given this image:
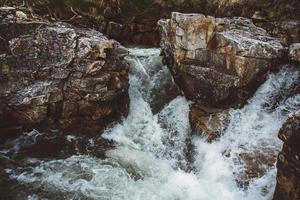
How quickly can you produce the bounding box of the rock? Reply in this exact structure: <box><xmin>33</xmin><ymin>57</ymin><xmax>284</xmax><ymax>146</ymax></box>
<box><xmin>158</xmin><ymin>12</ymin><xmax>285</xmax><ymax>106</ymax></box>
<box><xmin>274</xmin><ymin>110</ymin><xmax>300</xmax><ymax>200</ymax></box>
<box><xmin>3</xmin><ymin>0</ymin><xmax>300</xmax><ymax>47</ymax></box>
<box><xmin>289</xmin><ymin>43</ymin><xmax>300</xmax><ymax>62</ymax></box>
<box><xmin>15</xmin><ymin>11</ymin><xmax>27</xmax><ymax>20</ymax></box>
<box><xmin>0</xmin><ymin>10</ymin><xmax>129</xmax><ymax>136</ymax></box>
<box><xmin>106</xmin><ymin>21</ymin><xmax>123</xmax><ymax>40</ymax></box>
<box><xmin>0</xmin><ymin>164</ymin><xmax>10</xmax><ymax>199</ymax></box>
<box><xmin>1</xmin><ymin>129</ymin><xmax>114</xmax><ymax>160</ymax></box>
<box><xmin>251</xmin><ymin>11</ymin><xmax>266</xmax><ymax>22</ymax></box>
<box><xmin>255</xmin><ymin>20</ymin><xmax>300</xmax><ymax>46</ymax></box>
<box><xmin>189</xmin><ymin>103</ymin><xmax>229</xmax><ymax>142</ymax></box>
<box><xmin>122</xmin><ymin>21</ymin><xmax>160</xmax><ymax>47</ymax></box>
<box><xmin>236</xmin><ymin>147</ymin><xmax>279</xmax><ymax>188</ymax></box>
<box><xmin>158</xmin><ymin>12</ymin><xmax>286</xmax><ymax>140</ymax></box>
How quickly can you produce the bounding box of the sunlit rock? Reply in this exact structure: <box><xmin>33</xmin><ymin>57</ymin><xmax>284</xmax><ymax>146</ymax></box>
<box><xmin>158</xmin><ymin>12</ymin><xmax>286</xmax><ymax>142</ymax></box>
<box><xmin>159</xmin><ymin>12</ymin><xmax>285</xmax><ymax>106</ymax></box>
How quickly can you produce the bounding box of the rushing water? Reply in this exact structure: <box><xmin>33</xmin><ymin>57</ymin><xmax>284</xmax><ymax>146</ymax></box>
<box><xmin>3</xmin><ymin>48</ymin><xmax>300</xmax><ymax>200</ymax></box>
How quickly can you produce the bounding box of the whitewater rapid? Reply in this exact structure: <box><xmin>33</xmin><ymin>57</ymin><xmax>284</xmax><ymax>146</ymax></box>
<box><xmin>10</xmin><ymin>48</ymin><xmax>300</xmax><ymax>200</ymax></box>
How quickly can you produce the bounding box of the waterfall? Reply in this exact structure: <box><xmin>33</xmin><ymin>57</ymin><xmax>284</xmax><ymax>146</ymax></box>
<box><xmin>6</xmin><ymin>48</ymin><xmax>300</xmax><ymax>200</ymax></box>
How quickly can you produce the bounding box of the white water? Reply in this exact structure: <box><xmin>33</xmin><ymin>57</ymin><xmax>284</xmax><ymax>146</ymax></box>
<box><xmin>13</xmin><ymin>49</ymin><xmax>300</xmax><ymax>200</ymax></box>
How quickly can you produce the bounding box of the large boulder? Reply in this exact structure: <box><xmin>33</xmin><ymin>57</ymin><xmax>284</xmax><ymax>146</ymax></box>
<box><xmin>274</xmin><ymin>110</ymin><xmax>300</xmax><ymax>200</ymax></box>
<box><xmin>0</xmin><ymin>8</ymin><xmax>129</xmax><ymax>137</ymax></box>
<box><xmin>158</xmin><ymin>12</ymin><xmax>286</xmax><ymax>139</ymax></box>
<box><xmin>158</xmin><ymin>12</ymin><xmax>285</xmax><ymax>106</ymax></box>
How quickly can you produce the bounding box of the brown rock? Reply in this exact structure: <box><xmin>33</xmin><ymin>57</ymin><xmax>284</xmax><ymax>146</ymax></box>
<box><xmin>106</xmin><ymin>21</ymin><xmax>123</xmax><ymax>40</ymax></box>
<box><xmin>256</xmin><ymin>20</ymin><xmax>300</xmax><ymax>46</ymax></box>
<box><xmin>0</xmin><ymin>10</ymin><xmax>129</xmax><ymax>136</ymax></box>
<box><xmin>274</xmin><ymin>111</ymin><xmax>300</xmax><ymax>200</ymax></box>
<box><xmin>237</xmin><ymin>148</ymin><xmax>279</xmax><ymax>187</ymax></box>
<box><xmin>190</xmin><ymin>103</ymin><xmax>229</xmax><ymax>142</ymax></box>
<box><xmin>159</xmin><ymin>12</ymin><xmax>286</xmax><ymax>144</ymax></box>
<box><xmin>274</xmin><ymin>110</ymin><xmax>300</xmax><ymax>200</ymax></box>
<box><xmin>158</xmin><ymin>12</ymin><xmax>285</xmax><ymax>106</ymax></box>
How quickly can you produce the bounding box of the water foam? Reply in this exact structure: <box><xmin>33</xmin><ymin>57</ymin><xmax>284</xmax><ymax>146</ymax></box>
<box><xmin>12</xmin><ymin>49</ymin><xmax>300</xmax><ymax>200</ymax></box>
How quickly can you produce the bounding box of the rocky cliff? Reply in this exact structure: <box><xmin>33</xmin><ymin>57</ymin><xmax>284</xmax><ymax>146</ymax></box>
<box><xmin>158</xmin><ymin>12</ymin><xmax>286</xmax><ymax>139</ymax></box>
<box><xmin>274</xmin><ymin>110</ymin><xmax>300</xmax><ymax>200</ymax></box>
<box><xmin>0</xmin><ymin>1</ymin><xmax>300</xmax><ymax>199</ymax></box>
<box><xmin>159</xmin><ymin>11</ymin><xmax>300</xmax><ymax>198</ymax></box>
<box><xmin>0</xmin><ymin>7</ymin><xmax>129</xmax><ymax>139</ymax></box>
<box><xmin>2</xmin><ymin>0</ymin><xmax>299</xmax><ymax>47</ymax></box>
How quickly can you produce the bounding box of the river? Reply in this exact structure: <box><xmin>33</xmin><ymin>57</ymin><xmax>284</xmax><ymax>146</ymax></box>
<box><xmin>2</xmin><ymin>48</ymin><xmax>300</xmax><ymax>200</ymax></box>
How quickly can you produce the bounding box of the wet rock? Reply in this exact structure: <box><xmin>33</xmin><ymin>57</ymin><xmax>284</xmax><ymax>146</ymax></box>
<box><xmin>289</xmin><ymin>43</ymin><xmax>300</xmax><ymax>63</ymax></box>
<box><xmin>237</xmin><ymin>148</ymin><xmax>278</xmax><ymax>188</ymax></box>
<box><xmin>1</xmin><ymin>129</ymin><xmax>114</xmax><ymax>160</ymax></box>
<box><xmin>274</xmin><ymin>110</ymin><xmax>300</xmax><ymax>200</ymax></box>
<box><xmin>189</xmin><ymin>103</ymin><xmax>229</xmax><ymax>142</ymax></box>
<box><xmin>159</xmin><ymin>12</ymin><xmax>285</xmax><ymax>106</ymax></box>
<box><xmin>0</xmin><ymin>9</ymin><xmax>129</xmax><ymax>137</ymax></box>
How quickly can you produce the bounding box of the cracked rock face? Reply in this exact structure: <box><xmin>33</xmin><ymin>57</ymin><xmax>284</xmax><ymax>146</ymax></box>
<box><xmin>274</xmin><ymin>110</ymin><xmax>300</xmax><ymax>200</ymax></box>
<box><xmin>158</xmin><ymin>12</ymin><xmax>285</xmax><ymax>107</ymax></box>
<box><xmin>0</xmin><ymin>9</ymin><xmax>129</xmax><ymax>136</ymax></box>
<box><xmin>158</xmin><ymin>12</ymin><xmax>286</xmax><ymax>141</ymax></box>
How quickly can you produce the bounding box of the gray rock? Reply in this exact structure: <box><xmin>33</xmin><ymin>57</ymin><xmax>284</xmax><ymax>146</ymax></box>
<box><xmin>0</xmin><ymin>9</ymin><xmax>129</xmax><ymax>135</ymax></box>
<box><xmin>289</xmin><ymin>43</ymin><xmax>300</xmax><ymax>62</ymax></box>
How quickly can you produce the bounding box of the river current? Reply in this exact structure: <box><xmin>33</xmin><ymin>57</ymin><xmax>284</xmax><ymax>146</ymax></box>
<box><xmin>3</xmin><ymin>48</ymin><xmax>300</xmax><ymax>200</ymax></box>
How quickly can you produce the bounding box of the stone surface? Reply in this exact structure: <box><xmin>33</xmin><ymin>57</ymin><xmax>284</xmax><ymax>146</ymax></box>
<box><xmin>158</xmin><ymin>12</ymin><xmax>285</xmax><ymax>106</ymax></box>
<box><xmin>2</xmin><ymin>0</ymin><xmax>300</xmax><ymax>47</ymax></box>
<box><xmin>274</xmin><ymin>110</ymin><xmax>300</xmax><ymax>200</ymax></box>
<box><xmin>0</xmin><ymin>8</ymin><xmax>129</xmax><ymax>136</ymax></box>
<box><xmin>236</xmin><ymin>148</ymin><xmax>279</xmax><ymax>188</ymax></box>
<box><xmin>289</xmin><ymin>43</ymin><xmax>300</xmax><ymax>63</ymax></box>
<box><xmin>255</xmin><ymin>20</ymin><xmax>300</xmax><ymax>46</ymax></box>
<box><xmin>122</xmin><ymin>21</ymin><xmax>160</xmax><ymax>47</ymax></box>
<box><xmin>158</xmin><ymin>12</ymin><xmax>286</xmax><ymax>141</ymax></box>
<box><xmin>106</xmin><ymin>21</ymin><xmax>123</xmax><ymax>40</ymax></box>
<box><xmin>189</xmin><ymin>103</ymin><xmax>229</xmax><ymax>142</ymax></box>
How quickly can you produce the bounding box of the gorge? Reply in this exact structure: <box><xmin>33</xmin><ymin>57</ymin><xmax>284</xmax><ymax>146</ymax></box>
<box><xmin>0</xmin><ymin>1</ymin><xmax>300</xmax><ymax>199</ymax></box>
